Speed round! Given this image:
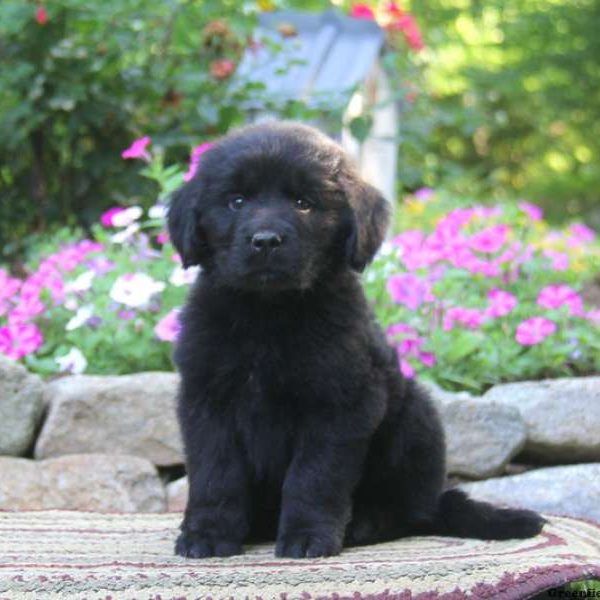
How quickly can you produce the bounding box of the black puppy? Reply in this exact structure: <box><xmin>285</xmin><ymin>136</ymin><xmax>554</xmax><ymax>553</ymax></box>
<box><xmin>168</xmin><ymin>121</ymin><xmax>545</xmax><ymax>559</ymax></box>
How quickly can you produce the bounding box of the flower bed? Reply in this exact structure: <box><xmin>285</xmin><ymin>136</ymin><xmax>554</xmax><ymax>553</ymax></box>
<box><xmin>365</xmin><ymin>190</ymin><xmax>600</xmax><ymax>392</ymax></box>
<box><xmin>1</xmin><ymin>142</ymin><xmax>599</xmax><ymax>389</ymax></box>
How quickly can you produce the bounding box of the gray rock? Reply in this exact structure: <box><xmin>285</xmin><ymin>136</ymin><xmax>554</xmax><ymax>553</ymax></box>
<box><xmin>167</xmin><ymin>476</ymin><xmax>189</xmax><ymax>512</ymax></box>
<box><xmin>0</xmin><ymin>454</ymin><xmax>166</xmax><ymax>512</ymax></box>
<box><xmin>483</xmin><ymin>377</ymin><xmax>600</xmax><ymax>463</ymax></box>
<box><xmin>0</xmin><ymin>355</ymin><xmax>45</xmax><ymax>455</ymax></box>
<box><xmin>461</xmin><ymin>463</ymin><xmax>600</xmax><ymax>522</ymax></box>
<box><xmin>35</xmin><ymin>373</ymin><xmax>183</xmax><ymax>466</ymax></box>
<box><xmin>424</xmin><ymin>381</ymin><xmax>527</xmax><ymax>479</ymax></box>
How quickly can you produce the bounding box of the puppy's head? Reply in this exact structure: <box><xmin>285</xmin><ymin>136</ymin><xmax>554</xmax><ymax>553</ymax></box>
<box><xmin>168</xmin><ymin>121</ymin><xmax>389</xmax><ymax>291</ymax></box>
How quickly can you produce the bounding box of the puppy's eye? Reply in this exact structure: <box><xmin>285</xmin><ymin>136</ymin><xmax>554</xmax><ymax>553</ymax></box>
<box><xmin>295</xmin><ymin>198</ymin><xmax>312</xmax><ymax>212</ymax></box>
<box><xmin>229</xmin><ymin>197</ymin><xmax>246</xmax><ymax>211</ymax></box>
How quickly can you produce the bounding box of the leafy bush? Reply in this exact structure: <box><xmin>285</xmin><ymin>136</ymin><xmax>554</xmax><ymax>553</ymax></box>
<box><xmin>365</xmin><ymin>190</ymin><xmax>600</xmax><ymax>393</ymax></box>
<box><xmin>0</xmin><ymin>0</ymin><xmax>428</xmax><ymax>258</ymax></box>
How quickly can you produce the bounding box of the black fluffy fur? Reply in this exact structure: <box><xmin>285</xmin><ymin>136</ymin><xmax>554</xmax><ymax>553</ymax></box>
<box><xmin>168</xmin><ymin>121</ymin><xmax>546</xmax><ymax>559</ymax></box>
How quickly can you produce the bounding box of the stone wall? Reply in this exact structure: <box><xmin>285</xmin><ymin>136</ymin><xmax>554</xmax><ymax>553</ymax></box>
<box><xmin>1</xmin><ymin>355</ymin><xmax>598</xmax><ymax>520</ymax></box>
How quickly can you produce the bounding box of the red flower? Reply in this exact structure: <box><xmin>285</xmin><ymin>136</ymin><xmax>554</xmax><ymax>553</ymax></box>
<box><xmin>387</xmin><ymin>13</ymin><xmax>425</xmax><ymax>51</ymax></box>
<box><xmin>350</xmin><ymin>4</ymin><xmax>376</xmax><ymax>20</ymax></box>
<box><xmin>35</xmin><ymin>6</ymin><xmax>48</xmax><ymax>25</ymax></box>
<box><xmin>384</xmin><ymin>2</ymin><xmax>404</xmax><ymax>18</ymax></box>
<box><xmin>210</xmin><ymin>59</ymin><xmax>235</xmax><ymax>80</ymax></box>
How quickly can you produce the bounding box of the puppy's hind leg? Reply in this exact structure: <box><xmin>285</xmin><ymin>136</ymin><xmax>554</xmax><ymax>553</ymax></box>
<box><xmin>346</xmin><ymin>381</ymin><xmax>446</xmax><ymax>546</ymax></box>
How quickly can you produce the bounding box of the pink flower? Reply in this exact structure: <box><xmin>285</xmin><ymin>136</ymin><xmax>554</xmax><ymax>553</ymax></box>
<box><xmin>542</xmin><ymin>249</ymin><xmax>569</xmax><ymax>271</ymax></box>
<box><xmin>399</xmin><ymin>358</ymin><xmax>415</xmax><ymax>378</ymax></box>
<box><xmin>486</xmin><ymin>289</ymin><xmax>518</xmax><ymax>318</ymax></box>
<box><xmin>414</xmin><ymin>187</ymin><xmax>434</xmax><ymax>202</ymax></box>
<box><xmin>387</xmin><ymin>13</ymin><xmax>425</xmax><ymax>51</ymax></box>
<box><xmin>35</xmin><ymin>6</ymin><xmax>48</xmax><ymax>25</ymax></box>
<box><xmin>184</xmin><ymin>142</ymin><xmax>214</xmax><ymax>182</ymax></box>
<box><xmin>350</xmin><ymin>4</ymin><xmax>376</xmax><ymax>19</ymax></box>
<box><xmin>443</xmin><ymin>307</ymin><xmax>486</xmax><ymax>331</ymax></box>
<box><xmin>469</xmin><ymin>224</ymin><xmax>509</xmax><ymax>254</ymax></box>
<box><xmin>515</xmin><ymin>317</ymin><xmax>557</xmax><ymax>346</ymax></box>
<box><xmin>156</xmin><ymin>231</ymin><xmax>169</xmax><ymax>245</ymax></box>
<box><xmin>568</xmin><ymin>223</ymin><xmax>596</xmax><ymax>244</ymax></box>
<box><xmin>0</xmin><ymin>323</ymin><xmax>44</xmax><ymax>360</ymax></box>
<box><xmin>387</xmin><ymin>323</ymin><xmax>418</xmax><ymax>340</ymax></box>
<box><xmin>518</xmin><ymin>202</ymin><xmax>543</xmax><ymax>221</ymax></box>
<box><xmin>384</xmin><ymin>2</ymin><xmax>403</xmax><ymax>18</ymax></box>
<box><xmin>586</xmin><ymin>310</ymin><xmax>600</xmax><ymax>324</ymax></box>
<box><xmin>100</xmin><ymin>207</ymin><xmax>126</xmax><ymax>227</ymax></box>
<box><xmin>209</xmin><ymin>59</ymin><xmax>236</xmax><ymax>79</ymax></box>
<box><xmin>121</xmin><ymin>136</ymin><xmax>151</xmax><ymax>161</ymax></box>
<box><xmin>537</xmin><ymin>284</ymin><xmax>584</xmax><ymax>316</ymax></box>
<box><xmin>0</xmin><ymin>270</ymin><xmax>21</xmax><ymax>300</ymax></box>
<box><xmin>387</xmin><ymin>273</ymin><xmax>434</xmax><ymax>310</ymax></box>
<box><xmin>418</xmin><ymin>352</ymin><xmax>437</xmax><ymax>367</ymax></box>
<box><xmin>155</xmin><ymin>309</ymin><xmax>181</xmax><ymax>342</ymax></box>
<box><xmin>8</xmin><ymin>297</ymin><xmax>46</xmax><ymax>325</ymax></box>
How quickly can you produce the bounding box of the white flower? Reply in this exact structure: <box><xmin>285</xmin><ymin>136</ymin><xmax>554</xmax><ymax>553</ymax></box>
<box><xmin>112</xmin><ymin>206</ymin><xmax>143</xmax><ymax>227</ymax></box>
<box><xmin>64</xmin><ymin>296</ymin><xmax>79</xmax><ymax>311</ymax></box>
<box><xmin>109</xmin><ymin>273</ymin><xmax>166</xmax><ymax>308</ymax></box>
<box><xmin>65</xmin><ymin>270</ymin><xmax>95</xmax><ymax>294</ymax></box>
<box><xmin>111</xmin><ymin>223</ymin><xmax>140</xmax><ymax>244</ymax></box>
<box><xmin>56</xmin><ymin>347</ymin><xmax>88</xmax><ymax>374</ymax></box>
<box><xmin>148</xmin><ymin>204</ymin><xmax>168</xmax><ymax>219</ymax></box>
<box><xmin>169</xmin><ymin>265</ymin><xmax>200</xmax><ymax>287</ymax></box>
<box><xmin>65</xmin><ymin>304</ymin><xmax>94</xmax><ymax>331</ymax></box>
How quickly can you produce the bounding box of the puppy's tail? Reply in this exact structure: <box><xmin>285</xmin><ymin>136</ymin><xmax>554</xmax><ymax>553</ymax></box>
<box><xmin>423</xmin><ymin>489</ymin><xmax>546</xmax><ymax>540</ymax></box>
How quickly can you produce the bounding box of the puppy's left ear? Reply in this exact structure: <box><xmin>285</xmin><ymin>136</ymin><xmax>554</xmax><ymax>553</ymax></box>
<box><xmin>167</xmin><ymin>182</ymin><xmax>204</xmax><ymax>268</ymax></box>
<box><xmin>344</xmin><ymin>177</ymin><xmax>390</xmax><ymax>272</ymax></box>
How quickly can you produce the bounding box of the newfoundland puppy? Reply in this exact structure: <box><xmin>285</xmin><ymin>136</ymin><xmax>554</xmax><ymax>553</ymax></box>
<box><xmin>168</xmin><ymin>121</ymin><xmax>545</xmax><ymax>559</ymax></box>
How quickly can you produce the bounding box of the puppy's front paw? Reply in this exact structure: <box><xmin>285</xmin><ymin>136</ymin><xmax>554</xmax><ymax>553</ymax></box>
<box><xmin>275</xmin><ymin>532</ymin><xmax>341</xmax><ymax>558</ymax></box>
<box><xmin>175</xmin><ymin>530</ymin><xmax>243</xmax><ymax>558</ymax></box>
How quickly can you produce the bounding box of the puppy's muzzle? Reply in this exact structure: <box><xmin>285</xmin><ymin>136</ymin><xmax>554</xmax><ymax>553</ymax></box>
<box><xmin>251</xmin><ymin>230</ymin><xmax>283</xmax><ymax>253</ymax></box>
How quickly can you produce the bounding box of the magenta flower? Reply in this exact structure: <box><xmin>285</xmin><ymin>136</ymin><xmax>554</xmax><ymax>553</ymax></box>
<box><xmin>350</xmin><ymin>4</ymin><xmax>376</xmax><ymax>19</ymax></box>
<box><xmin>518</xmin><ymin>202</ymin><xmax>543</xmax><ymax>221</ymax></box>
<box><xmin>121</xmin><ymin>136</ymin><xmax>151</xmax><ymax>161</ymax></box>
<box><xmin>399</xmin><ymin>358</ymin><xmax>415</xmax><ymax>378</ymax></box>
<box><xmin>101</xmin><ymin>207</ymin><xmax>126</xmax><ymax>227</ymax></box>
<box><xmin>469</xmin><ymin>224</ymin><xmax>509</xmax><ymax>254</ymax></box>
<box><xmin>156</xmin><ymin>231</ymin><xmax>169</xmax><ymax>245</ymax></box>
<box><xmin>387</xmin><ymin>323</ymin><xmax>418</xmax><ymax>340</ymax></box>
<box><xmin>8</xmin><ymin>297</ymin><xmax>46</xmax><ymax>326</ymax></box>
<box><xmin>0</xmin><ymin>269</ymin><xmax>21</xmax><ymax>299</ymax></box>
<box><xmin>155</xmin><ymin>309</ymin><xmax>181</xmax><ymax>342</ymax></box>
<box><xmin>568</xmin><ymin>223</ymin><xmax>596</xmax><ymax>244</ymax></box>
<box><xmin>413</xmin><ymin>187</ymin><xmax>434</xmax><ymax>202</ymax></box>
<box><xmin>418</xmin><ymin>352</ymin><xmax>437</xmax><ymax>367</ymax></box>
<box><xmin>537</xmin><ymin>284</ymin><xmax>584</xmax><ymax>316</ymax></box>
<box><xmin>515</xmin><ymin>317</ymin><xmax>557</xmax><ymax>346</ymax></box>
<box><xmin>0</xmin><ymin>323</ymin><xmax>44</xmax><ymax>360</ymax></box>
<box><xmin>387</xmin><ymin>273</ymin><xmax>434</xmax><ymax>310</ymax></box>
<box><xmin>543</xmin><ymin>249</ymin><xmax>569</xmax><ymax>271</ymax></box>
<box><xmin>586</xmin><ymin>310</ymin><xmax>600</xmax><ymax>324</ymax></box>
<box><xmin>443</xmin><ymin>307</ymin><xmax>486</xmax><ymax>331</ymax></box>
<box><xmin>184</xmin><ymin>142</ymin><xmax>214</xmax><ymax>182</ymax></box>
<box><xmin>486</xmin><ymin>289</ymin><xmax>518</xmax><ymax>318</ymax></box>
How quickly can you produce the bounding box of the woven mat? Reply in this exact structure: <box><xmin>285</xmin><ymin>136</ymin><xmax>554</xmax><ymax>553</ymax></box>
<box><xmin>0</xmin><ymin>512</ymin><xmax>598</xmax><ymax>600</ymax></box>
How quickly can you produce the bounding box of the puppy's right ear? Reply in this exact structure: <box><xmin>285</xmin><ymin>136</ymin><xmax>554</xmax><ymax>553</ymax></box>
<box><xmin>167</xmin><ymin>183</ymin><xmax>204</xmax><ymax>268</ymax></box>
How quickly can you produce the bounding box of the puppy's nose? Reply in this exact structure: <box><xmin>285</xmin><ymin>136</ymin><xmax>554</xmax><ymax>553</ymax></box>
<box><xmin>251</xmin><ymin>230</ymin><xmax>283</xmax><ymax>251</ymax></box>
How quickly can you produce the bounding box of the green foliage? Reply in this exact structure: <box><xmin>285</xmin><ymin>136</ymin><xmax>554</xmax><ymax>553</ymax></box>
<box><xmin>408</xmin><ymin>0</ymin><xmax>600</xmax><ymax>226</ymax></box>
<box><xmin>0</xmin><ymin>0</ymin><xmax>262</xmax><ymax>258</ymax></box>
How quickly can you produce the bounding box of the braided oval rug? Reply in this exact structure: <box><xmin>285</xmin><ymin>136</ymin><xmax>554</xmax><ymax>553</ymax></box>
<box><xmin>0</xmin><ymin>512</ymin><xmax>598</xmax><ymax>600</ymax></box>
